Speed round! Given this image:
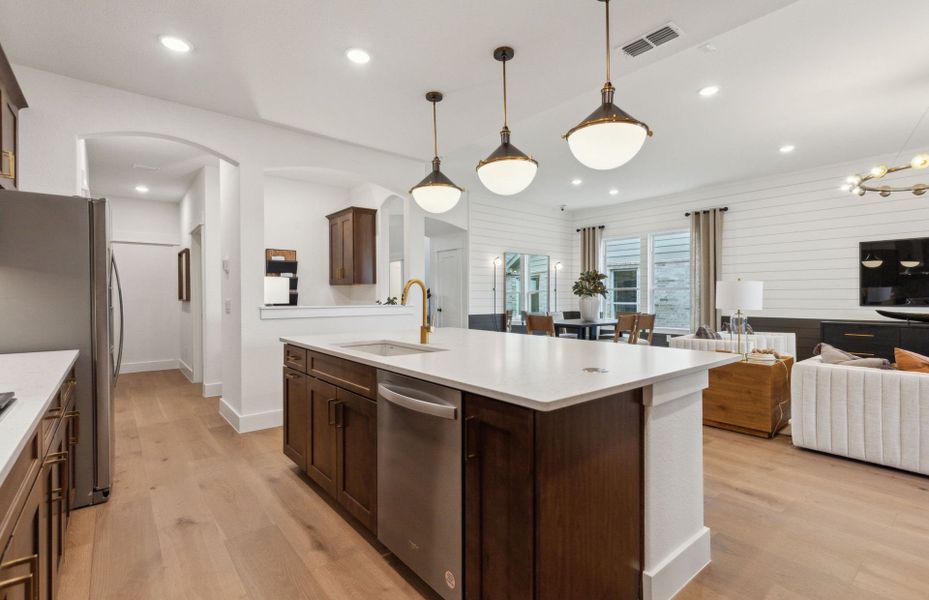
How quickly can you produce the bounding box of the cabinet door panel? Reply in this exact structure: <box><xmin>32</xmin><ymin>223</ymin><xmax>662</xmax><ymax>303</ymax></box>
<box><xmin>464</xmin><ymin>394</ymin><xmax>535</xmax><ymax>600</ymax></box>
<box><xmin>282</xmin><ymin>368</ymin><xmax>308</xmax><ymax>469</ymax></box>
<box><xmin>0</xmin><ymin>464</ymin><xmax>47</xmax><ymax>600</ymax></box>
<box><xmin>307</xmin><ymin>378</ymin><xmax>338</xmax><ymax>497</ymax></box>
<box><xmin>340</xmin><ymin>215</ymin><xmax>354</xmax><ymax>283</ymax></box>
<box><xmin>329</xmin><ymin>218</ymin><xmax>343</xmax><ymax>284</ymax></box>
<box><xmin>0</xmin><ymin>93</ymin><xmax>16</xmax><ymax>191</ymax></box>
<box><xmin>335</xmin><ymin>388</ymin><xmax>376</xmax><ymax>532</ymax></box>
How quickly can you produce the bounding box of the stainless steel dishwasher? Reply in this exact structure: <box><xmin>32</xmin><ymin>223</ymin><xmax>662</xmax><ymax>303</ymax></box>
<box><xmin>377</xmin><ymin>370</ymin><xmax>462</xmax><ymax>600</ymax></box>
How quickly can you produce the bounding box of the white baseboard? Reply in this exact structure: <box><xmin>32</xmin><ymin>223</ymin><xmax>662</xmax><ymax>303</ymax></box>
<box><xmin>642</xmin><ymin>527</ymin><xmax>711</xmax><ymax>600</ymax></box>
<box><xmin>119</xmin><ymin>359</ymin><xmax>179</xmax><ymax>374</ymax></box>
<box><xmin>178</xmin><ymin>359</ymin><xmax>194</xmax><ymax>382</ymax></box>
<box><xmin>218</xmin><ymin>397</ymin><xmax>282</xmax><ymax>433</ymax></box>
<box><xmin>202</xmin><ymin>381</ymin><xmax>222</xmax><ymax>398</ymax></box>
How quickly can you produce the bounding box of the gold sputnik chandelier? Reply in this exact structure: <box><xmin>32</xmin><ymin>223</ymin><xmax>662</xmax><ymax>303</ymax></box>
<box><xmin>842</xmin><ymin>153</ymin><xmax>929</xmax><ymax>197</ymax></box>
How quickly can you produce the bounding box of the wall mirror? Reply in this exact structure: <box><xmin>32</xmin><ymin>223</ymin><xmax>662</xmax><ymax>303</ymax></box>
<box><xmin>504</xmin><ymin>252</ymin><xmax>550</xmax><ymax>323</ymax></box>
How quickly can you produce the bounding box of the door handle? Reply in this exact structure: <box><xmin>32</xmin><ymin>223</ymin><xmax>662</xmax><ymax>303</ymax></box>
<box><xmin>44</xmin><ymin>450</ymin><xmax>68</xmax><ymax>467</ymax></box>
<box><xmin>327</xmin><ymin>398</ymin><xmax>337</xmax><ymax>426</ymax></box>
<box><xmin>378</xmin><ymin>384</ymin><xmax>457</xmax><ymax>420</ymax></box>
<box><xmin>335</xmin><ymin>402</ymin><xmax>344</xmax><ymax>429</ymax></box>
<box><xmin>65</xmin><ymin>410</ymin><xmax>80</xmax><ymax>445</ymax></box>
<box><xmin>465</xmin><ymin>416</ymin><xmax>479</xmax><ymax>461</ymax></box>
<box><xmin>0</xmin><ymin>150</ymin><xmax>14</xmax><ymax>180</ymax></box>
<box><xmin>111</xmin><ymin>254</ymin><xmax>126</xmax><ymax>384</ymax></box>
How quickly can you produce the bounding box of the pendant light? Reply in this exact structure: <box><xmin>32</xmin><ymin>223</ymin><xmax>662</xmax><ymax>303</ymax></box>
<box><xmin>410</xmin><ymin>91</ymin><xmax>463</xmax><ymax>214</ymax></box>
<box><xmin>564</xmin><ymin>0</ymin><xmax>653</xmax><ymax>170</ymax></box>
<box><xmin>861</xmin><ymin>253</ymin><xmax>883</xmax><ymax>268</ymax></box>
<box><xmin>477</xmin><ymin>47</ymin><xmax>538</xmax><ymax>196</ymax></box>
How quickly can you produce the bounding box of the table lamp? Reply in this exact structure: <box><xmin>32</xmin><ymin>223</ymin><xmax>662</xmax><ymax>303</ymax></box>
<box><xmin>715</xmin><ymin>279</ymin><xmax>763</xmax><ymax>359</ymax></box>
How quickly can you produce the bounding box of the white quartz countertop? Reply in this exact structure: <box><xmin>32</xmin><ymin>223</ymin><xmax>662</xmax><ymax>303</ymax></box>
<box><xmin>0</xmin><ymin>350</ymin><xmax>79</xmax><ymax>486</ymax></box>
<box><xmin>281</xmin><ymin>328</ymin><xmax>738</xmax><ymax>411</ymax></box>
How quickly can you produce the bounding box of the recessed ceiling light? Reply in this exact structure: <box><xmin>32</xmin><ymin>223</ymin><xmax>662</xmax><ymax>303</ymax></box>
<box><xmin>779</xmin><ymin>144</ymin><xmax>796</xmax><ymax>154</ymax></box>
<box><xmin>571</xmin><ymin>178</ymin><xmax>583</xmax><ymax>186</ymax></box>
<box><xmin>346</xmin><ymin>48</ymin><xmax>371</xmax><ymax>65</ymax></box>
<box><xmin>698</xmin><ymin>85</ymin><xmax>720</xmax><ymax>97</ymax></box>
<box><xmin>609</xmin><ymin>188</ymin><xmax>619</xmax><ymax>196</ymax></box>
<box><xmin>700</xmin><ymin>43</ymin><xmax>718</xmax><ymax>53</ymax></box>
<box><xmin>135</xmin><ymin>185</ymin><xmax>150</xmax><ymax>193</ymax></box>
<box><xmin>159</xmin><ymin>35</ymin><xmax>192</xmax><ymax>53</ymax></box>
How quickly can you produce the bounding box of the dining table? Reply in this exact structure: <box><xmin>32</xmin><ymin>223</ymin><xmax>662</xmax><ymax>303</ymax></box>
<box><xmin>552</xmin><ymin>317</ymin><xmax>617</xmax><ymax>340</ymax></box>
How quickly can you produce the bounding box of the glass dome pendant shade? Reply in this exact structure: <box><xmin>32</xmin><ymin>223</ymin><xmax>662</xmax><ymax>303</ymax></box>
<box><xmin>564</xmin><ymin>0</ymin><xmax>652</xmax><ymax>170</ymax></box>
<box><xmin>477</xmin><ymin>47</ymin><xmax>538</xmax><ymax>196</ymax></box>
<box><xmin>410</xmin><ymin>92</ymin><xmax>463</xmax><ymax>214</ymax></box>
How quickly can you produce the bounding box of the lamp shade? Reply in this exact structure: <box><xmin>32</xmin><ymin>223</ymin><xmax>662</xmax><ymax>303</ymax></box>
<box><xmin>715</xmin><ymin>280</ymin><xmax>763</xmax><ymax>311</ymax></box>
<box><xmin>566</xmin><ymin>119</ymin><xmax>649</xmax><ymax>170</ymax></box>
<box><xmin>477</xmin><ymin>151</ymin><xmax>538</xmax><ymax>195</ymax></box>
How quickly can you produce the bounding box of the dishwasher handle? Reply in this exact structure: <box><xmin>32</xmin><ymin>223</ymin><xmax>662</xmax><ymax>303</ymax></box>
<box><xmin>378</xmin><ymin>384</ymin><xmax>458</xmax><ymax>420</ymax></box>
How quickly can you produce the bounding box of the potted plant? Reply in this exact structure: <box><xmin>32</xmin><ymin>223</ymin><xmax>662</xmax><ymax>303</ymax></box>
<box><xmin>572</xmin><ymin>270</ymin><xmax>607</xmax><ymax>322</ymax></box>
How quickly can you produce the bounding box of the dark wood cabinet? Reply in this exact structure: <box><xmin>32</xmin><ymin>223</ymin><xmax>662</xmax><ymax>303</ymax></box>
<box><xmin>326</xmin><ymin>207</ymin><xmax>376</xmax><ymax>285</ymax></box>
<box><xmin>464</xmin><ymin>395</ymin><xmax>535</xmax><ymax>600</ymax></box>
<box><xmin>334</xmin><ymin>388</ymin><xmax>377</xmax><ymax>533</ymax></box>
<box><xmin>282</xmin><ymin>347</ymin><xmax>377</xmax><ymax>534</ymax></box>
<box><xmin>282</xmin><ymin>367</ymin><xmax>308</xmax><ymax>470</ymax></box>
<box><xmin>0</xmin><ymin>464</ymin><xmax>46</xmax><ymax>600</ymax></box>
<box><xmin>0</xmin><ymin>43</ymin><xmax>26</xmax><ymax>191</ymax></box>
<box><xmin>822</xmin><ymin>320</ymin><xmax>929</xmax><ymax>361</ymax></box>
<box><xmin>464</xmin><ymin>390</ymin><xmax>644</xmax><ymax>600</ymax></box>
<box><xmin>306</xmin><ymin>377</ymin><xmax>338</xmax><ymax>497</ymax></box>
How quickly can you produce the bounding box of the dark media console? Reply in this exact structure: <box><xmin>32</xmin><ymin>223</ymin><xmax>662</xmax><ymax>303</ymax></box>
<box><xmin>821</xmin><ymin>320</ymin><xmax>929</xmax><ymax>362</ymax></box>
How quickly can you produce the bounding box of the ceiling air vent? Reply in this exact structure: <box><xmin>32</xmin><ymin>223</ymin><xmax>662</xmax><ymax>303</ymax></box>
<box><xmin>620</xmin><ymin>22</ymin><xmax>683</xmax><ymax>58</ymax></box>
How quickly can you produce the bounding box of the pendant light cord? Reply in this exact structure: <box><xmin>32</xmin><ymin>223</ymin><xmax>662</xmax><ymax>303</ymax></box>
<box><xmin>604</xmin><ymin>0</ymin><xmax>612</xmax><ymax>85</ymax></box>
<box><xmin>502</xmin><ymin>58</ymin><xmax>509</xmax><ymax>129</ymax></box>
<box><xmin>432</xmin><ymin>100</ymin><xmax>439</xmax><ymax>159</ymax></box>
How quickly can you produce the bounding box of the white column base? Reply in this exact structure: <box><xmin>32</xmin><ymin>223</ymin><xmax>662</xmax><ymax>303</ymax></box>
<box><xmin>219</xmin><ymin>397</ymin><xmax>282</xmax><ymax>433</ymax></box>
<box><xmin>642</xmin><ymin>370</ymin><xmax>711</xmax><ymax>600</ymax></box>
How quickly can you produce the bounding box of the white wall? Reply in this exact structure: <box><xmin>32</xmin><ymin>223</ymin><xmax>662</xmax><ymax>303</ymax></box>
<box><xmin>263</xmin><ymin>175</ymin><xmax>376</xmax><ymax>305</ymax></box>
<box><xmin>15</xmin><ymin>65</ymin><xmax>423</xmax><ymax>432</ymax></box>
<box><xmin>468</xmin><ymin>192</ymin><xmax>575</xmax><ymax>316</ymax></box>
<box><xmin>571</xmin><ymin>151</ymin><xmax>929</xmax><ymax>322</ymax></box>
<box><xmin>106</xmin><ymin>196</ymin><xmax>181</xmax><ymax>373</ymax></box>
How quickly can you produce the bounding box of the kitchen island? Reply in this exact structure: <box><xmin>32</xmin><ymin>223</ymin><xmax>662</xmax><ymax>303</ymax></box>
<box><xmin>280</xmin><ymin>328</ymin><xmax>738</xmax><ymax>600</ymax></box>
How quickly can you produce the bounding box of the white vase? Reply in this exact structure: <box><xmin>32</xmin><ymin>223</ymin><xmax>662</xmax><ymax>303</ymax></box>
<box><xmin>578</xmin><ymin>296</ymin><xmax>601</xmax><ymax>322</ymax></box>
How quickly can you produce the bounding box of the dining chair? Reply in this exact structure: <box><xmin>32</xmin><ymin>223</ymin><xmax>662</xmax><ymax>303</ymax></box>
<box><xmin>610</xmin><ymin>313</ymin><xmax>640</xmax><ymax>343</ymax></box>
<box><xmin>526</xmin><ymin>314</ymin><xmax>556</xmax><ymax>337</ymax></box>
<box><xmin>549</xmin><ymin>312</ymin><xmax>577</xmax><ymax>338</ymax></box>
<box><xmin>562</xmin><ymin>310</ymin><xmax>581</xmax><ymax>320</ymax></box>
<box><xmin>633</xmin><ymin>313</ymin><xmax>656</xmax><ymax>345</ymax></box>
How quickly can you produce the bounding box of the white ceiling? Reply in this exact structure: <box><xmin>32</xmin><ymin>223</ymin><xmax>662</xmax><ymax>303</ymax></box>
<box><xmin>4</xmin><ymin>0</ymin><xmax>929</xmax><ymax>209</ymax></box>
<box><xmin>86</xmin><ymin>136</ymin><xmax>218</xmax><ymax>202</ymax></box>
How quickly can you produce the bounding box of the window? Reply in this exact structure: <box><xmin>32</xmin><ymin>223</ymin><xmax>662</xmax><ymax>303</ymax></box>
<box><xmin>604</xmin><ymin>238</ymin><xmax>641</xmax><ymax>317</ymax></box>
<box><xmin>650</xmin><ymin>231</ymin><xmax>691</xmax><ymax>329</ymax></box>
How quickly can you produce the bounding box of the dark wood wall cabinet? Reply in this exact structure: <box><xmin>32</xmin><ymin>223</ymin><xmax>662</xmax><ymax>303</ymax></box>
<box><xmin>281</xmin><ymin>344</ymin><xmax>377</xmax><ymax>533</ymax></box>
<box><xmin>326</xmin><ymin>207</ymin><xmax>376</xmax><ymax>286</ymax></box>
<box><xmin>0</xmin><ymin>368</ymin><xmax>78</xmax><ymax>600</ymax></box>
<box><xmin>0</xmin><ymin>42</ymin><xmax>27</xmax><ymax>191</ymax></box>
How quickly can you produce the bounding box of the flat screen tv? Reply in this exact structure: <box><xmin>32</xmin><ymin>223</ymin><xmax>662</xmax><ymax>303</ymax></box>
<box><xmin>860</xmin><ymin>237</ymin><xmax>929</xmax><ymax>306</ymax></box>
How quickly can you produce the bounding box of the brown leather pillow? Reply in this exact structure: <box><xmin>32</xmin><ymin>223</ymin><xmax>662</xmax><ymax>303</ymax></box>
<box><xmin>895</xmin><ymin>348</ymin><xmax>929</xmax><ymax>373</ymax></box>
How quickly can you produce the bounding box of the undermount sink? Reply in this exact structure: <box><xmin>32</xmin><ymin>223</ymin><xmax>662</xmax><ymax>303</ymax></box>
<box><xmin>336</xmin><ymin>340</ymin><xmax>446</xmax><ymax>357</ymax></box>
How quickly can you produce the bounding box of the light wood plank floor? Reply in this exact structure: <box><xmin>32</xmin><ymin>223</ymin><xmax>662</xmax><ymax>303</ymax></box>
<box><xmin>59</xmin><ymin>370</ymin><xmax>929</xmax><ymax>600</ymax></box>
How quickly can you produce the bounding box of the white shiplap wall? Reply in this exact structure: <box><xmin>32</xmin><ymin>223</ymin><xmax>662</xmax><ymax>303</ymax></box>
<box><xmin>571</xmin><ymin>151</ymin><xmax>929</xmax><ymax>321</ymax></box>
<box><xmin>468</xmin><ymin>193</ymin><xmax>576</xmax><ymax>314</ymax></box>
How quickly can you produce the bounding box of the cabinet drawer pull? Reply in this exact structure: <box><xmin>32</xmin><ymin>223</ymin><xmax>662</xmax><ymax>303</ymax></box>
<box><xmin>0</xmin><ymin>150</ymin><xmax>14</xmax><ymax>180</ymax></box>
<box><xmin>50</xmin><ymin>487</ymin><xmax>64</xmax><ymax>503</ymax></box>
<box><xmin>843</xmin><ymin>333</ymin><xmax>875</xmax><ymax>338</ymax></box>
<box><xmin>65</xmin><ymin>410</ymin><xmax>80</xmax><ymax>445</ymax></box>
<box><xmin>286</xmin><ymin>354</ymin><xmax>303</xmax><ymax>364</ymax></box>
<box><xmin>849</xmin><ymin>351</ymin><xmax>875</xmax><ymax>357</ymax></box>
<box><xmin>0</xmin><ymin>553</ymin><xmax>37</xmax><ymax>599</ymax></box>
<box><xmin>44</xmin><ymin>450</ymin><xmax>68</xmax><ymax>466</ymax></box>
<box><xmin>335</xmin><ymin>402</ymin><xmax>344</xmax><ymax>429</ymax></box>
<box><xmin>285</xmin><ymin>372</ymin><xmax>299</xmax><ymax>380</ymax></box>
<box><xmin>45</xmin><ymin>407</ymin><xmax>64</xmax><ymax>420</ymax></box>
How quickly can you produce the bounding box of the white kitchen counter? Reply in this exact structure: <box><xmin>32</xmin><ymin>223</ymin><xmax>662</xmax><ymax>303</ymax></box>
<box><xmin>0</xmin><ymin>350</ymin><xmax>79</xmax><ymax>486</ymax></box>
<box><xmin>281</xmin><ymin>327</ymin><xmax>737</xmax><ymax>411</ymax></box>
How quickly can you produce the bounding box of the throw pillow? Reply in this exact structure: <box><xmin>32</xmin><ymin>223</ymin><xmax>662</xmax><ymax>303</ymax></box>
<box><xmin>695</xmin><ymin>325</ymin><xmax>722</xmax><ymax>340</ymax></box>
<box><xmin>895</xmin><ymin>348</ymin><xmax>929</xmax><ymax>374</ymax></box>
<box><xmin>814</xmin><ymin>343</ymin><xmax>891</xmax><ymax>369</ymax></box>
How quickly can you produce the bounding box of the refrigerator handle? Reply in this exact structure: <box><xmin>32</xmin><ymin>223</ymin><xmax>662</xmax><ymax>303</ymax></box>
<box><xmin>111</xmin><ymin>254</ymin><xmax>125</xmax><ymax>384</ymax></box>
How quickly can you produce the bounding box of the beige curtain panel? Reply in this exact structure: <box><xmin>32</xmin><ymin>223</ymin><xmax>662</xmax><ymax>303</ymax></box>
<box><xmin>579</xmin><ymin>226</ymin><xmax>603</xmax><ymax>273</ymax></box>
<box><xmin>690</xmin><ymin>209</ymin><xmax>724</xmax><ymax>331</ymax></box>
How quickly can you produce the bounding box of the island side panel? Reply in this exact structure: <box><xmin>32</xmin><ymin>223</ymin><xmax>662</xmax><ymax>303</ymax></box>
<box><xmin>534</xmin><ymin>389</ymin><xmax>643</xmax><ymax>600</ymax></box>
<box><xmin>642</xmin><ymin>370</ymin><xmax>712</xmax><ymax>600</ymax></box>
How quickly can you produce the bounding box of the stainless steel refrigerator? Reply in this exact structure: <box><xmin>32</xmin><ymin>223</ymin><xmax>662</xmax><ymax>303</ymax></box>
<box><xmin>0</xmin><ymin>190</ymin><xmax>123</xmax><ymax>507</ymax></box>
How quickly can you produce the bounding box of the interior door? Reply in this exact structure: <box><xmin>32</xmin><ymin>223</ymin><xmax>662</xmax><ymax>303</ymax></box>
<box><xmin>434</xmin><ymin>249</ymin><xmax>463</xmax><ymax>328</ymax></box>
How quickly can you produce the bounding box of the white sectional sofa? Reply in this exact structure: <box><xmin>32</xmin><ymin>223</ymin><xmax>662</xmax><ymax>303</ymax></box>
<box><xmin>669</xmin><ymin>331</ymin><xmax>797</xmax><ymax>358</ymax></box>
<box><xmin>791</xmin><ymin>356</ymin><xmax>929</xmax><ymax>476</ymax></box>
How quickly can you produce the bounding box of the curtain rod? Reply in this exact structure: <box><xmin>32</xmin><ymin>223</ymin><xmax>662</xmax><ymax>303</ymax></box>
<box><xmin>575</xmin><ymin>225</ymin><xmax>606</xmax><ymax>232</ymax></box>
<box><xmin>684</xmin><ymin>207</ymin><xmax>728</xmax><ymax>217</ymax></box>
